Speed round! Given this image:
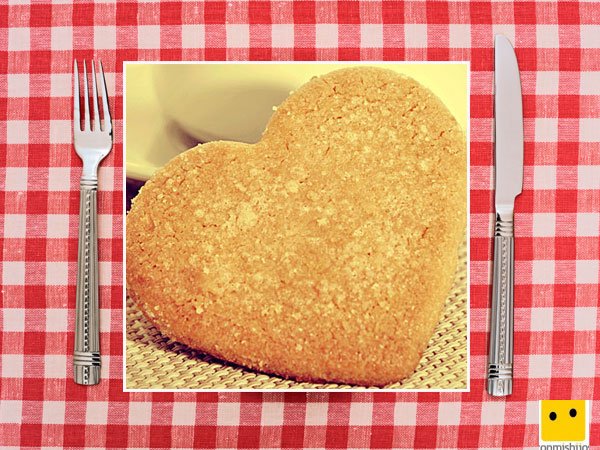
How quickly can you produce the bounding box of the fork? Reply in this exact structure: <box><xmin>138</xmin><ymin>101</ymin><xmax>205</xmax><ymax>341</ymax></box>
<box><xmin>72</xmin><ymin>60</ymin><xmax>112</xmax><ymax>385</ymax></box>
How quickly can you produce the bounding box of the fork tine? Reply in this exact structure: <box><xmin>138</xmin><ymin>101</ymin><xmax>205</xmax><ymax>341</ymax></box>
<box><xmin>91</xmin><ymin>61</ymin><xmax>100</xmax><ymax>131</ymax></box>
<box><xmin>73</xmin><ymin>60</ymin><xmax>80</xmax><ymax>131</ymax></box>
<box><xmin>98</xmin><ymin>61</ymin><xmax>111</xmax><ymax>132</ymax></box>
<box><xmin>83</xmin><ymin>61</ymin><xmax>90</xmax><ymax>131</ymax></box>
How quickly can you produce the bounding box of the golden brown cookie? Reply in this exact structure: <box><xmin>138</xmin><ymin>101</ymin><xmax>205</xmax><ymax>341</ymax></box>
<box><xmin>126</xmin><ymin>67</ymin><xmax>466</xmax><ymax>386</ymax></box>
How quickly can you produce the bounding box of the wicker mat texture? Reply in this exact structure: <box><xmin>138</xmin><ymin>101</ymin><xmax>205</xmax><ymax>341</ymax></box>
<box><xmin>126</xmin><ymin>242</ymin><xmax>467</xmax><ymax>390</ymax></box>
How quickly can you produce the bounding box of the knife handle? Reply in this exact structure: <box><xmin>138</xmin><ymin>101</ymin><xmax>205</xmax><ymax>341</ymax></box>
<box><xmin>487</xmin><ymin>213</ymin><xmax>514</xmax><ymax>396</ymax></box>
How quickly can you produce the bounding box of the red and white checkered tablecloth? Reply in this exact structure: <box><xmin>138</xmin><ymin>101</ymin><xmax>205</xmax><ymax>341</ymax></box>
<box><xmin>1</xmin><ymin>1</ymin><xmax>599</xmax><ymax>448</ymax></box>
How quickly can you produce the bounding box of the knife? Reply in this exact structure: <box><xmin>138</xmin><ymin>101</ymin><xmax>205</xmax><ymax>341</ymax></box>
<box><xmin>487</xmin><ymin>35</ymin><xmax>524</xmax><ymax>396</ymax></box>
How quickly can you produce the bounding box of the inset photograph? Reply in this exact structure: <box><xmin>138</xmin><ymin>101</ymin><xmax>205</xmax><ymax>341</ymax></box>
<box><xmin>124</xmin><ymin>63</ymin><xmax>469</xmax><ymax>390</ymax></box>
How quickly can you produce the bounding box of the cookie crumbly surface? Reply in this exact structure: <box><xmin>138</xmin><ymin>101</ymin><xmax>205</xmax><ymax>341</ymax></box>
<box><xmin>126</xmin><ymin>67</ymin><xmax>466</xmax><ymax>386</ymax></box>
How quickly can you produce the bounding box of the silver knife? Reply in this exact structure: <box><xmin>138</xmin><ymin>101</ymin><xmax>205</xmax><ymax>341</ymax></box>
<box><xmin>487</xmin><ymin>35</ymin><xmax>524</xmax><ymax>396</ymax></box>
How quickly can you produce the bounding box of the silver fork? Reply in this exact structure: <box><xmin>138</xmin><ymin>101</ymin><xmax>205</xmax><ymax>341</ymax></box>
<box><xmin>72</xmin><ymin>60</ymin><xmax>112</xmax><ymax>385</ymax></box>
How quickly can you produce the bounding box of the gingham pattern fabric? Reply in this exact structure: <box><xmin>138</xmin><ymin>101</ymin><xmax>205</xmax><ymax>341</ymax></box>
<box><xmin>1</xmin><ymin>1</ymin><xmax>599</xmax><ymax>449</ymax></box>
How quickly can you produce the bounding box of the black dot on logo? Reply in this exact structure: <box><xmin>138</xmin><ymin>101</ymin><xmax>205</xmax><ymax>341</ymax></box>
<box><xmin>570</xmin><ymin>408</ymin><xmax>577</xmax><ymax>418</ymax></box>
<box><xmin>549</xmin><ymin>412</ymin><xmax>557</xmax><ymax>421</ymax></box>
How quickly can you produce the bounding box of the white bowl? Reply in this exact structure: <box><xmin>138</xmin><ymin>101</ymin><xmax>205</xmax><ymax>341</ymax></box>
<box><xmin>152</xmin><ymin>64</ymin><xmax>308</xmax><ymax>144</ymax></box>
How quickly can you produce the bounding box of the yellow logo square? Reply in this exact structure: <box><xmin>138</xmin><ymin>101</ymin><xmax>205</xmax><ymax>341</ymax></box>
<box><xmin>540</xmin><ymin>400</ymin><xmax>586</xmax><ymax>442</ymax></box>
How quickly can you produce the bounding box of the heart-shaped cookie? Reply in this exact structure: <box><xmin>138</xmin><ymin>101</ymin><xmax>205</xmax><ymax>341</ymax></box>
<box><xmin>127</xmin><ymin>67</ymin><xmax>466</xmax><ymax>386</ymax></box>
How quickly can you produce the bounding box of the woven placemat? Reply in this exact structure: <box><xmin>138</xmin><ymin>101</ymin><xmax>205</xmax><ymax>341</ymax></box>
<box><xmin>126</xmin><ymin>242</ymin><xmax>467</xmax><ymax>390</ymax></box>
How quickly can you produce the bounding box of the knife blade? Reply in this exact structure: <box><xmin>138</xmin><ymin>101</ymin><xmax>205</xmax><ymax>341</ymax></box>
<box><xmin>487</xmin><ymin>34</ymin><xmax>524</xmax><ymax>397</ymax></box>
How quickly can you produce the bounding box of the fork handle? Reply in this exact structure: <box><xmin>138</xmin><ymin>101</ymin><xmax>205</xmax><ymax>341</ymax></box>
<box><xmin>74</xmin><ymin>181</ymin><xmax>101</xmax><ymax>385</ymax></box>
<box><xmin>487</xmin><ymin>213</ymin><xmax>514</xmax><ymax>396</ymax></box>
